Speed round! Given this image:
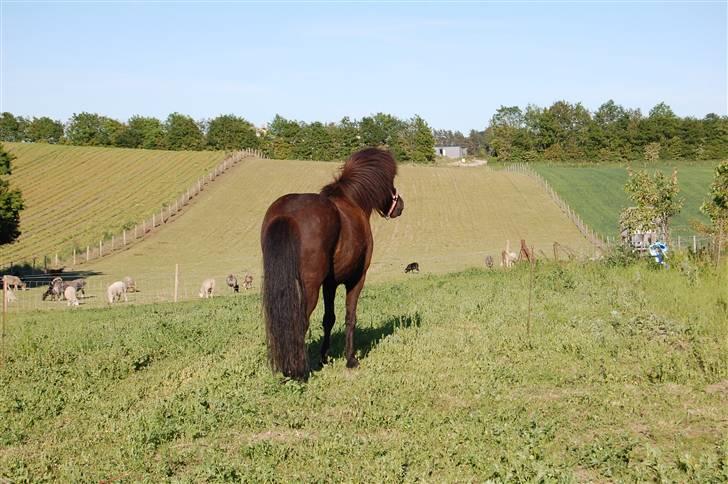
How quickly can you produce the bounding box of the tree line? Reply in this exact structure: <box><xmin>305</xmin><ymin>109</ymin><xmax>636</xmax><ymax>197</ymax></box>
<box><xmin>434</xmin><ymin>100</ymin><xmax>728</xmax><ymax>162</ymax></box>
<box><xmin>0</xmin><ymin>112</ymin><xmax>436</xmax><ymax>163</ymax></box>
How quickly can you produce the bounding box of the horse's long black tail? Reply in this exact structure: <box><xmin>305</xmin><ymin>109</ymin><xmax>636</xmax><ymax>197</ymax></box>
<box><xmin>262</xmin><ymin>217</ymin><xmax>308</xmax><ymax>380</ymax></box>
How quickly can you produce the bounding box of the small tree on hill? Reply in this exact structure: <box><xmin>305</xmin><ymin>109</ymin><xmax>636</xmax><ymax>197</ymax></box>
<box><xmin>165</xmin><ymin>113</ymin><xmax>205</xmax><ymax>150</ymax></box>
<box><xmin>0</xmin><ymin>112</ymin><xmax>22</xmax><ymax>141</ymax></box>
<box><xmin>207</xmin><ymin>114</ymin><xmax>259</xmax><ymax>151</ymax></box>
<box><xmin>0</xmin><ymin>143</ymin><xmax>24</xmax><ymax>244</ymax></box>
<box><xmin>644</xmin><ymin>142</ymin><xmax>661</xmax><ymax>162</ymax></box>
<box><xmin>621</xmin><ymin>168</ymin><xmax>683</xmax><ymax>243</ymax></box>
<box><xmin>409</xmin><ymin>115</ymin><xmax>435</xmax><ymax>163</ymax></box>
<box><xmin>700</xmin><ymin>160</ymin><xmax>728</xmax><ymax>260</ymax></box>
<box><xmin>25</xmin><ymin>116</ymin><xmax>64</xmax><ymax>143</ymax></box>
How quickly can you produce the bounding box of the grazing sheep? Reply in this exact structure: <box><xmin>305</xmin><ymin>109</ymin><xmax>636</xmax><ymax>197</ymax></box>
<box><xmin>501</xmin><ymin>240</ymin><xmax>518</xmax><ymax>268</ymax></box>
<box><xmin>65</xmin><ymin>278</ymin><xmax>86</xmax><ymax>297</ymax></box>
<box><xmin>64</xmin><ymin>286</ymin><xmax>79</xmax><ymax>307</ymax></box>
<box><xmin>404</xmin><ymin>262</ymin><xmax>420</xmax><ymax>273</ymax></box>
<box><xmin>226</xmin><ymin>274</ymin><xmax>239</xmax><ymax>293</ymax></box>
<box><xmin>242</xmin><ymin>273</ymin><xmax>253</xmax><ymax>290</ymax></box>
<box><xmin>122</xmin><ymin>276</ymin><xmax>137</xmax><ymax>293</ymax></box>
<box><xmin>501</xmin><ymin>250</ymin><xmax>518</xmax><ymax>268</ymax></box>
<box><xmin>107</xmin><ymin>281</ymin><xmax>128</xmax><ymax>304</ymax></box>
<box><xmin>2</xmin><ymin>275</ymin><xmax>26</xmax><ymax>291</ymax></box>
<box><xmin>42</xmin><ymin>277</ymin><xmax>64</xmax><ymax>301</ymax></box>
<box><xmin>199</xmin><ymin>278</ymin><xmax>215</xmax><ymax>298</ymax></box>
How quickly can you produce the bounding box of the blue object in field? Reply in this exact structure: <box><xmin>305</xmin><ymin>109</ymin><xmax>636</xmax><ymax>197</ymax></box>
<box><xmin>649</xmin><ymin>242</ymin><xmax>668</xmax><ymax>265</ymax></box>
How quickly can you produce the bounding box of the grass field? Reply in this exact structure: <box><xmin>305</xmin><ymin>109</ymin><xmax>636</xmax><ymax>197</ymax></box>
<box><xmin>1</xmin><ymin>143</ymin><xmax>226</xmax><ymax>265</ymax></box>
<box><xmin>10</xmin><ymin>157</ymin><xmax>594</xmax><ymax>310</ymax></box>
<box><xmin>1</xmin><ymin>261</ymin><xmax>726</xmax><ymax>481</ymax></box>
<box><xmin>532</xmin><ymin>161</ymin><xmax>717</xmax><ymax>239</ymax></box>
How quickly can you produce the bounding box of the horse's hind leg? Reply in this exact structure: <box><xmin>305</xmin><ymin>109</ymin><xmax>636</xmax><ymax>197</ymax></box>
<box><xmin>320</xmin><ymin>280</ymin><xmax>336</xmax><ymax>365</ymax></box>
<box><xmin>344</xmin><ymin>279</ymin><xmax>365</xmax><ymax>369</ymax></box>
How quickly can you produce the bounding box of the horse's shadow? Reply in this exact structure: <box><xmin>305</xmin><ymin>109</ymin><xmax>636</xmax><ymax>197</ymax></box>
<box><xmin>307</xmin><ymin>312</ymin><xmax>422</xmax><ymax>371</ymax></box>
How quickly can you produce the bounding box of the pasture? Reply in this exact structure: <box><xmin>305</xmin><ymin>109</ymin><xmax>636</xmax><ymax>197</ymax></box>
<box><xmin>1</xmin><ymin>261</ymin><xmax>726</xmax><ymax>481</ymax></box>
<box><xmin>36</xmin><ymin>158</ymin><xmax>592</xmax><ymax>308</ymax></box>
<box><xmin>1</xmin><ymin>143</ymin><xmax>226</xmax><ymax>265</ymax></box>
<box><xmin>532</xmin><ymin>162</ymin><xmax>716</xmax><ymax>239</ymax></box>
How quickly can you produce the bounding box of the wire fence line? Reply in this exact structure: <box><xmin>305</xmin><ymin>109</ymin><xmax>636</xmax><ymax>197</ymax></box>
<box><xmin>502</xmin><ymin>162</ymin><xmax>714</xmax><ymax>253</ymax></box>
<box><xmin>2</xmin><ymin>265</ymin><xmax>259</xmax><ymax>313</ymax></box>
<box><xmin>0</xmin><ymin>148</ymin><xmax>267</xmax><ymax>274</ymax></box>
<box><xmin>3</xmin><ymin>232</ymin><xmax>717</xmax><ymax>314</ymax></box>
<box><xmin>503</xmin><ymin>163</ymin><xmax>607</xmax><ymax>248</ymax></box>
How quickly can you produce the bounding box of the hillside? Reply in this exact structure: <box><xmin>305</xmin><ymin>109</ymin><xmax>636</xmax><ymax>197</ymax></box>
<box><xmin>532</xmin><ymin>162</ymin><xmax>716</xmax><ymax>239</ymax></box>
<box><xmin>1</xmin><ymin>143</ymin><xmax>226</xmax><ymax>265</ymax></box>
<box><xmin>26</xmin><ymin>158</ymin><xmax>596</xmax><ymax>308</ymax></box>
<box><xmin>1</xmin><ymin>265</ymin><xmax>725</xmax><ymax>481</ymax></box>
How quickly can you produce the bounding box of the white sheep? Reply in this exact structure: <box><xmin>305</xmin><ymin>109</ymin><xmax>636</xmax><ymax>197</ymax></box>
<box><xmin>107</xmin><ymin>281</ymin><xmax>128</xmax><ymax>304</ymax></box>
<box><xmin>64</xmin><ymin>286</ymin><xmax>79</xmax><ymax>307</ymax></box>
<box><xmin>199</xmin><ymin>278</ymin><xmax>215</xmax><ymax>298</ymax></box>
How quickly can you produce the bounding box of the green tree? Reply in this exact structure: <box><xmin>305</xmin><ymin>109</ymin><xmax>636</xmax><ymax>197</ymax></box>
<box><xmin>359</xmin><ymin>113</ymin><xmax>406</xmax><ymax>160</ymax></box>
<box><xmin>0</xmin><ymin>143</ymin><xmax>24</xmax><ymax>244</ymax></box>
<box><xmin>65</xmin><ymin>112</ymin><xmax>123</xmax><ymax>146</ymax></box>
<box><xmin>700</xmin><ymin>160</ymin><xmax>728</xmax><ymax>257</ymax></box>
<box><xmin>118</xmin><ymin>116</ymin><xmax>166</xmax><ymax>149</ymax></box>
<box><xmin>0</xmin><ymin>112</ymin><xmax>22</xmax><ymax>142</ymax></box>
<box><xmin>25</xmin><ymin>117</ymin><xmax>64</xmax><ymax>143</ymax></box>
<box><xmin>263</xmin><ymin>115</ymin><xmax>301</xmax><ymax>159</ymax></box>
<box><xmin>622</xmin><ymin>168</ymin><xmax>683</xmax><ymax>241</ymax></box>
<box><xmin>488</xmin><ymin>106</ymin><xmax>520</xmax><ymax>160</ymax></box>
<box><xmin>332</xmin><ymin>117</ymin><xmax>362</xmax><ymax>159</ymax></box>
<box><xmin>408</xmin><ymin>115</ymin><xmax>435</xmax><ymax>163</ymax></box>
<box><xmin>207</xmin><ymin>114</ymin><xmax>259</xmax><ymax>151</ymax></box>
<box><xmin>165</xmin><ymin>113</ymin><xmax>205</xmax><ymax>150</ymax></box>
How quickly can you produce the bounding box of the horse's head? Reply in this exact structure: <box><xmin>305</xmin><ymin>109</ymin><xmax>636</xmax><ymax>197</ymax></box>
<box><xmin>385</xmin><ymin>188</ymin><xmax>404</xmax><ymax>219</ymax></box>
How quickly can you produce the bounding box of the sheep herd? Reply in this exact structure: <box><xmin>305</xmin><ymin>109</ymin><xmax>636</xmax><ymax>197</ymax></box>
<box><xmin>2</xmin><ymin>272</ymin><xmax>254</xmax><ymax>309</ymax></box>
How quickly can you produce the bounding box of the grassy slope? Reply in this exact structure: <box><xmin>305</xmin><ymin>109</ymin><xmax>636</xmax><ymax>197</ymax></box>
<box><xmin>1</xmin><ymin>262</ymin><xmax>726</xmax><ymax>481</ymax></box>
<box><xmin>1</xmin><ymin>143</ymin><xmax>225</xmax><ymax>264</ymax></box>
<box><xmin>532</xmin><ymin>162</ymin><xmax>716</xmax><ymax>239</ymax></box>
<box><xmin>37</xmin><ymin>159</ymin><xmax>594</xmax><ymax>308</ymax></box>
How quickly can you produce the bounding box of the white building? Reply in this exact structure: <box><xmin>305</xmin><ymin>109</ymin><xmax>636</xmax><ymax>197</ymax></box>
<box><xmin>434</xmin><ymin>146</ymin><xmax>468</xmax><ymax>158</ymax></box>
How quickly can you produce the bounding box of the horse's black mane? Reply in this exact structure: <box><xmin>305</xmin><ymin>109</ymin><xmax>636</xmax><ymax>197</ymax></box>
<box><xmin>320</xmin><ymin>148</ymin><xmax>397</xmax><ymax>215</ymax></box>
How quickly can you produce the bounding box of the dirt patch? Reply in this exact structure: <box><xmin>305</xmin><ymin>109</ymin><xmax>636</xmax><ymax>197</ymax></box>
<box><xmin>705</xmin><ymin>379</ymin><xmax>728</xmax><ymax>396</ymax></box>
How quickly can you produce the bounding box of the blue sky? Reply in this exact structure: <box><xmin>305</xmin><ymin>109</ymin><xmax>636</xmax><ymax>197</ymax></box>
<box><xmin>1</xmin><ymin>1</ymin><xmax>726</xmax><ymax>132</ymax></box>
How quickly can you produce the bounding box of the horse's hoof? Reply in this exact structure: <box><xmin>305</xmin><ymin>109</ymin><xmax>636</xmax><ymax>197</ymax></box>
<box><xmin>346</xmin><ymin>358</ymin><xmax>359</xmax><ymax>369</ymax></box>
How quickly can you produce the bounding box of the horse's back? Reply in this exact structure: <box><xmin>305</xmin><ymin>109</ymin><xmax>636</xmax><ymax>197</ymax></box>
<box><xmin>262</xmin><ymin>193</ymin><xmax>340</xmax><ymax>249</ymax></box>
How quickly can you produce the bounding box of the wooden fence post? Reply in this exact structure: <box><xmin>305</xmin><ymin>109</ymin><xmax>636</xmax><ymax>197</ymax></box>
<box><xmin>99</xmin><ymin>240</ymin><xmax>103</xmax><ymax>257</ymax></box>
<box><xmin>2</xmin><ymin>276</ymin><xmax>7</xmax><ymax>356</ymax></box>
<box><xmin>123</xmin><ymin>230</ymin><xmax>126</xmax><ymax>246</ymax></box>
<box><xmin>174</xmin><ymin>263</ymin><xmax>179</xmax><ymax>303</ymax></box>
<box><xmin>693</xmin><ymin>235</ymin><xmax>697</xmax><ymax>252</ymax></box>
<box><xmin>55</xmin><ymin>253</ymin><xmax>59</xmax><ymax>266</ymax></box>
<box><xmin>86</xmin><ymin>246</ymin><xmax>90</xmax><ymax>262</ymax></box>
<box><xmin>73</xmin><ymin>248</ymin><xmax>76</xmax><ymax>265</ymax></box>
<box><xmin>152</xmin><ymin>213</ymin><xmax>156</xmax><ymax>228</ymax></box>
<box><xmin>112</xmin><ymin>235</ymin><xmax>115</xmax><ymax>250</ymax></box>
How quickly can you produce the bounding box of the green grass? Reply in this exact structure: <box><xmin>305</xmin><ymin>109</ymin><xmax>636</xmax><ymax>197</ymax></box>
<box><xmin>1</xmin><ymin>143</ymin><xmax>226</xmax><ymax>265</ymax></box>
<box><xmin>1</xmin><ymin>260</ymin><xmax>726</xmax><ymax>481</ymax></box>
<box><xmin>532</xmin><ymin>161</ymin><xmax>717</xmax><ymax>239</ymax></box>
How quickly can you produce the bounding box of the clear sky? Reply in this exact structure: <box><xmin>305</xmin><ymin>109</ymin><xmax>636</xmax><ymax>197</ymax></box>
<box><xmin>1</xmin><ymin>1</ymin><xmax>726</xmax><ymax>132</ymax></box>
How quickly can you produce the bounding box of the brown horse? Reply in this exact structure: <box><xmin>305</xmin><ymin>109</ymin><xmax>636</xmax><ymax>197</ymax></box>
<box><xmin>261</xmin><ymin>148</ymin><xmax>404</xmax><ymax>379</ymax></box>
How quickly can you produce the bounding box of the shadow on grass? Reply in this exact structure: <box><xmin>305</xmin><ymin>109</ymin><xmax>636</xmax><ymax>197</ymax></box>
<box><xmin>307</xmin><ymin>312</ymin><xmax>422</xmax><ymax>372</ymax></box>
<box><xmin>1</xmin><ymin>263</ymin><xmax>105</xmax><ymax>287</ymax></box>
